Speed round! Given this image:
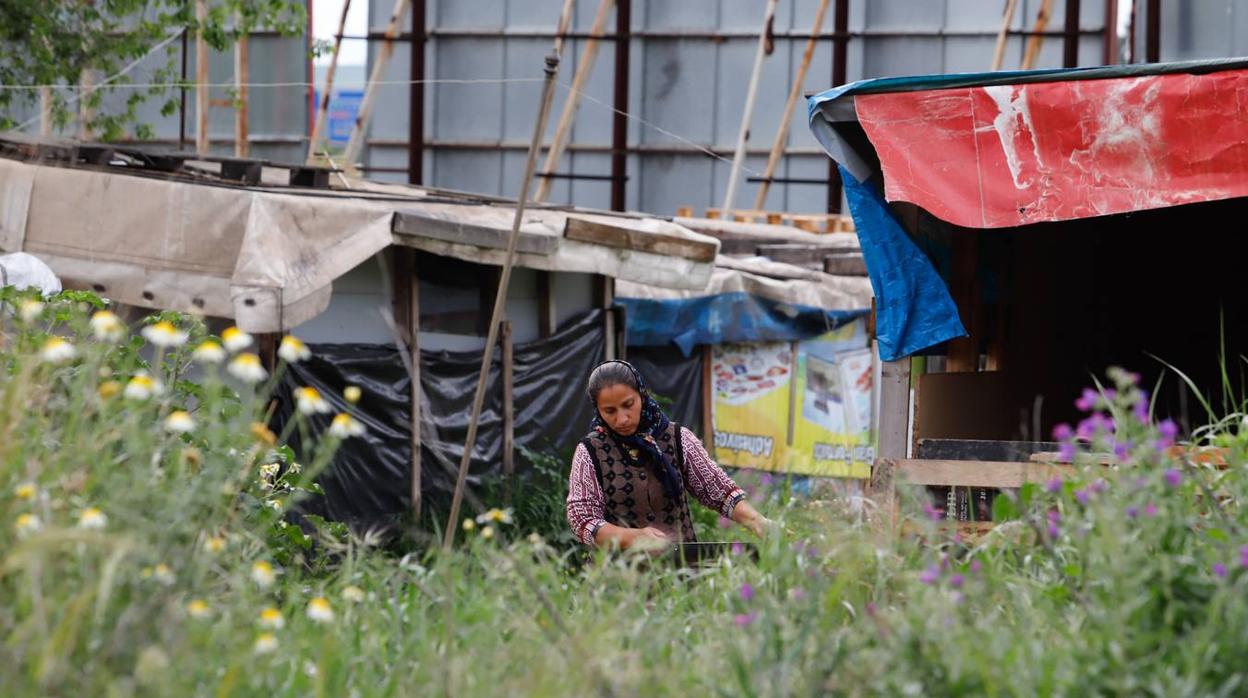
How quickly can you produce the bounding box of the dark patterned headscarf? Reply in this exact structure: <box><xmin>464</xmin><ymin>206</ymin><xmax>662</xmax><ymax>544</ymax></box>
<box><xmin>587</xmin><ymin>360</ymin><xmax>684</xmax><ymax>502</ymax></box>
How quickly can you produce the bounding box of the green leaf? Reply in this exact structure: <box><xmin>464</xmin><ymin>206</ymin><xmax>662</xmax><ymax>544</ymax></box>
<box><xmin>992</xmin><ymin>495</ymin><xmax>1020</xmax><ymax>521</ymax></box>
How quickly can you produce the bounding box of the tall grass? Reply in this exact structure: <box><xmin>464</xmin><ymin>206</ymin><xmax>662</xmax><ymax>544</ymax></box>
<box><xmin>4</xmin><ymin>289</ymin><xmax>1248</xmax><ymax>696</ymax></box>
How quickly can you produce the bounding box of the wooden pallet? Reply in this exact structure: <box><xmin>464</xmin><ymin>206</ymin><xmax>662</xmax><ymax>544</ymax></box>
<box><xmin>676</xmin><ymin>206</ymin><xmax>855</xmax><ymax>234</ymax></box>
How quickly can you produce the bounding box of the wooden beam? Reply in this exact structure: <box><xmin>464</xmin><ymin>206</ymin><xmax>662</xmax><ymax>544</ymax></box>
<box><xmin>308</xmin><ymin>0</ymin><xmax>353</xmax><ymax>164</ymax></box>
<box><xmin>877</xmin><ymin>358</ymin><xmax>911</xmax><ymax>459</ymax></box>
<box><xmin>1021</xmin><ymin>0</ymin><xmax>1056</xmax><ymax>70</ymax></box>
<box><xmin>342</xmin><ymin>0</ymin><xmax>411</xmax><ymax>175</ymax></box>
<box><xmin>754</xmin><ymin>0</ymin><xmax>831</xmax><ymax>210</ymax></box>
<box><xmin>79</xmin><ymin>69</ymin><xmax>99</xmax><ymax>141</ymax></box>
<box><xmin>992</xmin><ymin>0</ymin><xmax>1020</xmax><ymax>70</ymax></box>
<box><xmin>722</xmin><ymin>0</ymin><xmax>781</xmax><ymax>213</ymax></box>
<box><xmin>501</xmin><ymin>320</ymin><xmax>515</xmax><ymax>504</ymax></box>
<box><xmin>563</xmin><ymin>215</ymin><xmax>717</xmax><ymax>263</ymax></box>
<box><xmin>195</xmin><ymin>0</ymin><xmax>209</xmax><ymax>155</ymax></box>
<box><xmin>534</xmin><ymin>0</ymin><xmax>615</xmax><ymax>203</ymax></box>
<box><xmin>393</xmin><ymin>210</ymin><xmax>560</xmax><ymax>255</ymax></box>
<box><xmin>893</xmin><ymin>458</ymin><xmax>1075</xmax><ymax>489</ymax></box>
<box><xmin>393</xmin><ymin>250</ymin><xmax>423</xmax><ymax>520</ymax></box>
<box><xmin>233</xmin><ymin>14</ymin><xmax>250</xmax><ymax>158</ymax></box>
<box><xmin>597</xmin><ymin>274</ymin><xmax>616</xmax><ymax>361</ymax></box>
<box><xmin>537</xmin><ymin>271</ymin><xmax>556</xmax><ymax>338</ymax></box>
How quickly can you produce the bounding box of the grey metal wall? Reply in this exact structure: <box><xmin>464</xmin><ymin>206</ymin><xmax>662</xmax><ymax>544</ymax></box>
<box><xmin>3</xmin><ymin>2</ymin><xmax>311</xmax><ymax>164</ymax></box>
<box><xmin>363</xmin><ymin>0</ymin><xmax>1113</xmax><ymax>215</ymax></box>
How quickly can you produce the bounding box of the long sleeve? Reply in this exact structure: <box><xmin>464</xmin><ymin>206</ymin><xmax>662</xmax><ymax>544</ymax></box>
<box><xmin>566</xmin><ymin>443</ymin><xmax>608</xmax><ymax>546</ymax></box>
<box><xmin>679</xmin><ymin>427</ymin><xmax>746</xmax><ymax>518</ymax></box>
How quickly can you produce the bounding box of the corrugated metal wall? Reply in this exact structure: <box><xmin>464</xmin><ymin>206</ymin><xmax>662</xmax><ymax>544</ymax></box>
<box><xmin>363</xmin><ymin>0</ymin><xmax>1115</xmax><ymax>215</ymax></box>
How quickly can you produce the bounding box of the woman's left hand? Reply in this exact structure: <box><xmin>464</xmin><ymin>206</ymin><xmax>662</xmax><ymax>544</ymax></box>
<box><xmin>732</xmin><ymin>500</ymin><xmax>772</xmax><ymax>538</ymax></box>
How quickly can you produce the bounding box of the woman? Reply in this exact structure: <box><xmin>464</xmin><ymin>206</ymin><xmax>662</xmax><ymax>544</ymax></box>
<box><xmin>566</xmin><ymin>360</ymin><xmax>768</xmax><ymax>550</ymax></box>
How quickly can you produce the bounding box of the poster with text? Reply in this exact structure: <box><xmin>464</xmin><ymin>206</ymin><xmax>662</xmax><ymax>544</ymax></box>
<box><xmin>791</xmin><ymin>320</ymin><xmax>875</xmax><ymax>478</ymax></box>
<box><xmin>710</xmin><ymin>342</ymin><xmax>792</xmax><ymax>470</ymax></box>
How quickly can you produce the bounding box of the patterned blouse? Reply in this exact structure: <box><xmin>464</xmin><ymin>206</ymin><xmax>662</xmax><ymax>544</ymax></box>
<box><xmin>566</xmin><ymin>426</ymin><xmax>746</xmax><ymax>546</ymax></box>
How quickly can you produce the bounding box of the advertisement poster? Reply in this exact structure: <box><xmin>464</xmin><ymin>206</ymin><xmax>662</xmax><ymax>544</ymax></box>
<box><xmin>712</xmin><ymin>318</ymin><xmax>875</xmax><ymax>478</ymax></box>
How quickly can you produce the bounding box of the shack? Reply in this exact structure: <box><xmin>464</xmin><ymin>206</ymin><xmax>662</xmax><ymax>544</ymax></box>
<box><xmin>807</xmin><ymin>58</ymin><xmax>1248</xmax><ymax>522</ymax></box>
<box><xmin>0</xmin><ymin>133</ymin><xmax>719</xmax><ymax>528</ymax></box>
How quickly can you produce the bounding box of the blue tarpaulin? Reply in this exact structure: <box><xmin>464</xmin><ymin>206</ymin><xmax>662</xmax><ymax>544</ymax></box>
<box><xmin>619</xmin><ymin>291</ymin><xmax>865</xmax><ymax>357</ymax></box>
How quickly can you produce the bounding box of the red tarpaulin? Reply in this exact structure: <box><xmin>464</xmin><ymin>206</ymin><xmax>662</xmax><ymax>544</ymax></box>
<box><xmin>854</xmin><ymin>69</ymin><xmax>1248</xmax><ymax>229</ymax></box>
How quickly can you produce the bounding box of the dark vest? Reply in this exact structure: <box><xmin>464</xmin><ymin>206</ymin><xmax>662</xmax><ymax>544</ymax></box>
<box><xmin>580</xmin><ymin>422</ymin><xmax>697</xmax><ymax>542</ymax></box>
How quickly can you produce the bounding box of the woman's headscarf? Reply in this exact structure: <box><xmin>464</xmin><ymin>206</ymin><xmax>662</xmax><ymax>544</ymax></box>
<box><xmin>587</xmin><ymin>360</ymin><xmax>684</xmax><ymax>502</ymax></box>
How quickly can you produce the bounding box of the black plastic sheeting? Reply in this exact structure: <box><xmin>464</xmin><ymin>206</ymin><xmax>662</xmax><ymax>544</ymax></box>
<box><xmin>627</xmin><ymin>345</ymin><xmax>705</xmax><ymax>439</ymax></box>
<box><xmin>273</xmin><ymin>310</ymin><xmax>606</xmax><ymax>529</ymax></box>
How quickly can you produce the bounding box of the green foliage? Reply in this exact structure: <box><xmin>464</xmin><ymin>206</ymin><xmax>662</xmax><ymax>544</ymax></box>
<box><xmin>0</xmin><ymin>0</ymin><xmax>307</xmax><ymax>139</ymax></box>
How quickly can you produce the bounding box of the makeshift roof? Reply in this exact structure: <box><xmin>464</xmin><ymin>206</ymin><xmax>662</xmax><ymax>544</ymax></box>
<box><xmin>0</xmin><ymin>134</ymin><xmax>718</xmax><ymax>332</ymax></box>
<box><xmin>806</xmin><ymin>58</ymin><xmax>1248</xmax><ymax>360</ymax></box>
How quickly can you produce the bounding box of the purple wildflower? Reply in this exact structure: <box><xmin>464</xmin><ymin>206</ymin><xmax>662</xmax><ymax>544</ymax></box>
<box><xmin>734</xmin><ymin>612</ymin><xmax>757</xmax><ymax>627</ymax></box>
<box><xmin>1058</xmin><ymin>441</ymin><xmax>1077</xmax><ymax>463</ymax></box>
<box><xmin>739</xmin><ymin>583</ymin><xmax>755</xmax><ymax>602</ymax></box>
<box><xmin>1214</xmin><ymin>562</ymin><xmax>1228</xmax><ymax>579</ymax></box>
<box><xmin>1240</xmin><ymin>546</ymin><xmax>1248</xmax><ymax>568</ymax></box>
<box><xmin>731</xmin><ymin>542</ymin><xmax>744</xmax><ymax>556</ymax></box>
<box><xmin>760</xmin><ymin>473</ymin><xmax>775</xmax><ymax>487</ymax></box>
<box><xmin>1158</xmin><ymin>419</ymin><xmax>1179</xmax><ymax>448</ymax></box>
<box><xmin>1113</xmin><ymin>442</ymin><xmax>1129</xmax><ymax>461</ymax></box>
<box><xmin>717</xmin><ymin>516</ymin><xmax>732</xmax><ymax>529</ymax></box>
<box><xmin>970</xmin><ymin>559</ymin><xmax>983</xmax><ymax>574</ymax></box>
<box><xmin>1047</xmin><ymin>509</ymin><xmax>1061</xmax><ymax>538</ymax></box>
<box><xmin>1144</xmin><ymin>503</ymin><xmax>1158</xmax><ymax>518</ymax></box>
<box><xmin>1053</xmin><ymin>423</ymin><xmax>1074</xmax><ymax>441</ymax></box>
<box><xmin>789</xmin><ymin>588</ymin><xmax>807</xmax><ymax>602</ymax></box>
<box><xmin>923</xmin><ymin>502</ymin><xmax>945</xmax><ymax>521</ymax></box>
<box><xmin>1133</xmin><ymin>392</ymin><xmax>1150</xmax><ymax>422</ymax></box>
<box><xmin>1046</xmin><ymin>477</ymin><xmax>1064</xmax><ymax>494</ymax></box>
<box><xmin>1075</xmin><ymin>388</ymin><xmax>1099</xmax><ymax>412</ymax></box>
<box><xmin>1125</xmin><ymin>506</ymin><xmax>1139</xmax><ymax>519</ymax></box>
<box><xmin>1091</xmin><ymin>479</ymin><xmax>1108</xmax><ymax>494</ymax></box>
<box><xmin>919</xmin><ymin>565</ymin><xmax>940</xmax><ymax>585</ymax></box>
<box><xmin>1164</xmin><ymin>468</ymin><xmax>1183</xmax><ymax>488</ymax></box>
<box><xmin>1075</xmin><ymin>489</ymin><xmax>1090</xmax><ymax>506</ymax></box>
<box><xmin>949</xmin><ymin>574</ymin><xmax>965</xmax><ymax>589</ymax></box>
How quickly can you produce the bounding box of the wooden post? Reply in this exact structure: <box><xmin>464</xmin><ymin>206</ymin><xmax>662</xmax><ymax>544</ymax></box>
<box><xmin>233</xmin><ymin>13</ymin><xmax>250</xmax><ymax>158</ymax></box>
<box><xmin>722</xmin><ymin>0</ymin><xmax>781</xmax><ymax>215</ymax></box>
<box><xmin>501</xmin><ymin>320</ymin><xmax>515</xmax><ymax>503</ymax></box>
<box><xmin>1021</xmin><ymin>0</ymin><xmax>1056</xmax><ymax>70</ymax></box>
<box><xmin>308</xmin><ymin>0</ymin><xmax>353</xmax><ymax>164</ymax></box>
<box><xmin>78</xmin><ymin>69</ymin><xmax>98</xmax><ymax>141</ymax></box>
<box><xmin>702</xmin><ymin>345</ymin><xmax>714</xmax><ymax>450</ymax></box>
<box><xmin>596</xmin><ymin>275</ymin><xmax>617</xmax><ymax>361</ymax></box>
<box><xmin>195</xmin><ymin>0</ymin><xmax>209</xmax><ymax>155</ymax></box>
<box><xmin>992</xmin><ymin>0</ymin><xmax>1020</xmax><ymax>70</ymax></box>
<box><xmin>534</xmin><ymin>0</ymin><xmax>615</xmax><ymax>203</ymax></box>
<box><xmin>753</xmin><ymin>0</ymin><xmax>830</xmax><ymax>210</ymax></box>
<box><xmin>537</xmin><ymin>271</ymin><xmax>556</xmax><ymax>338</ymax></box>
<box><xmin>394</xmin><ymin>250</ymin><xmax>423</xmax><ymax>520</ymax></box>
<box><xmin>39</xmin><ymin>87</ymin><xmax>52</xmax><ymax>137</ymax></box>
<box><xmin>342</xmin><ymin>0</ymin><xmax>412</xmax><ymax>175</ymax></box>
<box><xmin>550</xmin><ymin>0</ymin><xmax>578</xmax><ymax>59</ymax></box>
<box><xmin>442</xmin><ymin>55</ymin><xmax>563</xmax><ymax>551</ymax></box>
<box><xmin>878</xmin><ymin>359</ymin><xmax>911</xmax><ymax>459</ymax></box>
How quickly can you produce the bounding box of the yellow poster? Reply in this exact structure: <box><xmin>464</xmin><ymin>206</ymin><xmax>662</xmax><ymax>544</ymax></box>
<box><xmin>710</xmin><ymin>342</ymin><xmax>793</xmax><ymax>470</ymax></box>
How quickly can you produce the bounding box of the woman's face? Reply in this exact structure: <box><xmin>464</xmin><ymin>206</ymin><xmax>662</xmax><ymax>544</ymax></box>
<box><xmin>596</xmin><ymin>383</ymin><xmax>643</xmax><ymax>436</ymax></box>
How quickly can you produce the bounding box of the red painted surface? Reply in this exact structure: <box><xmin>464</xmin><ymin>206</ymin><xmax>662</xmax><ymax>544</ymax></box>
<box><xmin>854</xmin><ymin>70</ymin><xmax>1248</xmax><ymax>228</ymax></box>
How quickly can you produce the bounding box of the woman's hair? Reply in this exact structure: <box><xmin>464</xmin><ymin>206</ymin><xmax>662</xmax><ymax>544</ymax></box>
<box><xmin>586</xmin><ymin>360</ymin><xmax>640</xmax><ymax>403</ymax></box>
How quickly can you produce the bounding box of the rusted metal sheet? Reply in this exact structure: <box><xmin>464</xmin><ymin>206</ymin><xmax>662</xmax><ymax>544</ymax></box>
<box><xmin>854</xmin><ymin>67</ymin><xmax>1248</xmax><ymax>229</ymax></box>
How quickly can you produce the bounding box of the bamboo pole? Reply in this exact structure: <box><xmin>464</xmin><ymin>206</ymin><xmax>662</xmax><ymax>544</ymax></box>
<box><xmin>195</xmin><ymin>0</ymin><xmax>209</xmax><ymax>154</ymax></box>
<box><xmin>722</xmin><ymin>0</ymin><xmax>781</xmax><ymax>216</ymax></box>
<box><xmin>341</xmin><ymin>0</ymin><xmax>411</xmax><ymax>175</ymax></box>
<box><xmin>992</xmin><ymin>0</ymin><xmax>1020</xmax><ymax>70</ymax></box>
<box><xmin>1021</xmin><ymin>0</ymin><xmax>1055</xmax><ymax>69</ymax></box>
<box><xmin>442</xmin><ymin>54</ymin><xmax>562</xmax><ymax>551</ymax></box>
<box><xmin>533</xmin><ymin>0</ymin><xmax>614</xmax><ymax>203</ymax></box>
<box><xmin>234</xmin><ymin>13</ymin><xmax>250</xmax><ymax>157</ymax></box>
<box><xmin>307</xmin><ymin>0</ymin><xmax>353</xmax><ymax>165</ymax></box>
<box><xmin>550</xmin><ymin>0</ymin><xmax>577</xmax><ymax>59</ymax></box>
<box><xmin>753</xmin><ymin>0</ymin><xmax>830</xmax><ymax>210</ymax></box>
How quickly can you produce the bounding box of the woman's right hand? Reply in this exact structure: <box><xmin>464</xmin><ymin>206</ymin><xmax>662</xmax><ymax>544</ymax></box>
<box><xmin>628</xmin><ymin>526</ymin><xmax>671</xmax><ymax>553</ymax></box>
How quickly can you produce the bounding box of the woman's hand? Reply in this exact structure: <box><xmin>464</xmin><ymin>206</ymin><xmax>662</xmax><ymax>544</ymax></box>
<box><xmin>593</xmin><ymin>523</ymin><xmax>672</xmax><ymax>552</ymax></box>
<box><xmin>732</xmin><ymin>501</ymin><xmax>772</xmax><ymax>538</ymax></box>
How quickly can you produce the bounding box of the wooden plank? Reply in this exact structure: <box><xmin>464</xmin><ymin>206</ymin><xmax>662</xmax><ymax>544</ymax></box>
<box><xmin>917</xmin><ymin>438</ymin><xmax>1061</xmax><ymax>462</ymax></box>
<box><xmin>393</xmin><ymin>209</ymin><xmax>560</xmax><ymax>255</ymax></box>
<box><xmin>195</xmin><ymin>0</ymin><xmax>209</xmax><ymax>155</ymax></box>
<box><xmin>1021</xmin><ymin>0</ymin><xmax>1055</xmax><ymax>70</ymax></box>
<box><xmin>536</xmin><ymin>270</ymin><xmax>555</xmax><ymax>338</ymax></box>
<box><xmin>721</xmin><ymin>0</ymin><xmax>781</xmax><ymax>212</ymax></box>
<box><xmin>393</xmin><ymin>249</ymin><xmax>423</xmax><ymax>519</ymax></box>
<box><xmin>992</xmin><ymin>0</ymin><xmax>1020</xmax><ymax>71</ymax></box>
<box><xmin>342</xmin><ymin>0</ymin><xmax>412</xmax><ymax>174</ymax></box>
<box><xmin>701</xmin><ymin>344</ymin><xmax>714</xmax><ymax>450</ymax></box>
<box><xmin>563</xmin><ymin>216</ymin><xmax>717</xmax><ymax>263</ymax></box>
<box><xmin>822</xmin><ymin>253</ymin><xmax>868</xmax><ymax>276</ymax></box>
<box><xmin>307</xmin><ymin>0</ymin><xmax>353</xmax><ymax>164</ymax></box>
<box><xmin>894</xmin><ymin>458</ymin><xmax>1075</xmax><ymax>489</ymax></box>
<box><xmin>233</xmin><ymin>15</ymin><xmax>249</xmax><ymax>158</ymax></box>
<box><xmin>501</xmin><ymin>320</ymin><xmax>515</xmax><ymax>504</ymax></box>
<box><xmin>596</xmin><ymin>275</ymin><xmax>616</xmax><ymax>361</ymax></box>
<box><xmin>877</xmin><ymin>358</ymin><xmax>911</xmax><ymax>459</ymax></box>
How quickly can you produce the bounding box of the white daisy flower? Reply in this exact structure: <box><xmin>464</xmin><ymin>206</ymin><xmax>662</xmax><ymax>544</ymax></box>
<box><xmin>253</xmin><ymin>632</ymin><xmax>278</xmax><ymax>655</ymax></box>
<box><xmin>141</xmin><ymin>320</ymin><xmax>188</xmax><ymax>348</ymax></box>
<box><xmin>78</xmin><ymin>507</ymin><xmax>107</xmax><ymax>529</ymax></box>
<box><xmin>15</xmin><ymin>513</ymin><xmax>41</xmax><ymax>536</ymax></box>
<box><xmin>343</xmin><ymin>385</ymin><xmax>362</xmax><ymax>404</ymax></box>
<box><xmin>18</xmin><ymin>299</ymin><xmax>44</xmax><ymax>323</ymax></box>
<box><xmin>294</xmin><ymin>387</ymin><xmax>331</xmax><ymax>415</ymax></box>
<box><xmin>191</xmin><ymin>340</ymin><xmax>226</xmax><ymax>364</ymax></box>
<box><xmin>306</xmin><ymin>597</ymin><xmax>334</xmax><ymax>623</ymax></box>
<box><xmin>342</xmin><ymin>585</ymin><xmax>365</xmax><ymax>603</ymax></box>
<box><xmin>480</xmin><ymin>525</ymin><xmax>495</xmax><ymax>540</ymax></box>
<box><xmin>221</xmin><ymin>327</ymin><xmax>253</xmax><ymax>352</ymax></box>
<box><xmin>203</xmin><ymin>535</ymin><xmax>226</xmax><ymax>554</ymax></box>
<box><xmin>152</xmin><ymin>563</ymin><xmax>175</xmax><ymax>586</ymax></box>
<box><xmin>124</xmin><ymin>373</ymin><xmax>163</xmax><ymax>400</ymax></box>
<box><xmin>186</xmin><ymin>599</ymin><xmax>211</xmax><ymax>619</ymax></box>
<box><xmin>227</xmin><ymin>353</ymin><xmax>267</xmax><ymax>384</ymax></box>
<box><xmin>165</xmin><ymin>410</ymin><xmax>195</xmax><ymax>433</ymax></box>
<box><xmin>258</xmin><ymin>607</ymin><xmax>285</xmax><ymax>629</ymax></box>
<box><xmin>328</xmin><ymin>413</ymin><xmax>365</xmax><ymax>439</ymax></box>
<box><xmin>39</xmin><ymin>337</ymin><xmax>77</xmax><ymax>364</ymax></box>
<box><xmin>90</xmin><ymin>310</ymin><xmax>125</xmax><ymax>342</ymax></box>
<box><xmin>475</xmin><ymin>508</ymin><xmax>514</xmax><ymax>526</ymax></box>
<box><xmin>251</xmin><ymin>561</ymin><xmax>277</xmax><ymax>588</ymax></box>
<box><xmin>278</xmin><ymin>335</ymin><xmax>311</xmax><ymax>363</ymax></box>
